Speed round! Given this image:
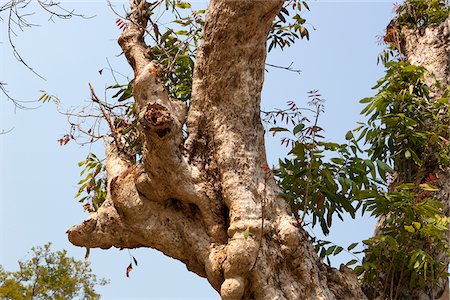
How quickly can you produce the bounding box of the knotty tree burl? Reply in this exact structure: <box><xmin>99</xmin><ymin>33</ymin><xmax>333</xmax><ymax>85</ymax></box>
<box><xmin>68</xmin><ymin>1</ymin><xmax>364</xmax><ymax>298</ymax></box>
<box><xmin>66</xmin><ymin>1</ymin><xmax>449</xmax><ymax>299</ymax></box>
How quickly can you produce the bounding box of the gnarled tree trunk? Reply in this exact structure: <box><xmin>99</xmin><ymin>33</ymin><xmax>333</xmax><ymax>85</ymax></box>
<box><xmin>67</xmin><ymin>0</ymin><xmax>365</xmax><ymax>299</ymax></box>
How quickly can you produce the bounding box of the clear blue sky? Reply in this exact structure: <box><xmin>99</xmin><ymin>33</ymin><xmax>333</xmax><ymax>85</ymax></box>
<box><xmin>1</xmin><ymin>1</ymin><xmax>395</xmax><ymax>298</ymax></box>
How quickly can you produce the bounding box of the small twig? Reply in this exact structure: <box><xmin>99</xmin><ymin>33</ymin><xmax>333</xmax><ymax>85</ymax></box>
<box><xmin>88</xmin><ymin>83</ymin><xmax>120</xmax><ymax>149</ymax></box>
<box><xmin>0</xmin><ymin>127</ymin><xmax>14</xmax><ymax>134</ymax></box>
<box><xmin>265</xmin><ymin>62</ymin><xmax>302</xmax><ymax>75</ymax></box>
<box><xmin>7</xmin><ymin>3</ymin><xmax>45</xmax><ymax>80</ymax></box>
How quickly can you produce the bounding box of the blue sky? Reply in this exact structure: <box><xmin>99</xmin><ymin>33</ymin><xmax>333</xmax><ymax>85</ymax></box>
<box><xmin>1</xmin><ymin>1</ymin><xmax>395</xmax><ymax>298</ymax></box>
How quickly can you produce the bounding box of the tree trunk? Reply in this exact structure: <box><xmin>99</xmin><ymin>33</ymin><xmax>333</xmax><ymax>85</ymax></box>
<box><xmin>67</xmin><ymin>0</ymin><xmax>366</xmax><ymax>299</ymax></box>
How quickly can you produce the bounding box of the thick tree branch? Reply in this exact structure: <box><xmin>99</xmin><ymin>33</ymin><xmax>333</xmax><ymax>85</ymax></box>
<box><xmin>68</xmin><ymin>143</ymin><xmax>212</xmax><ymax>278</ymax></box>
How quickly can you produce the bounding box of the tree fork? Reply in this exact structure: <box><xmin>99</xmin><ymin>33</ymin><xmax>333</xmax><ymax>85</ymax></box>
<box><xmin>68</xmin><ymin>1</ymin><xmax>366</xmax><ymax>298</ymax></box>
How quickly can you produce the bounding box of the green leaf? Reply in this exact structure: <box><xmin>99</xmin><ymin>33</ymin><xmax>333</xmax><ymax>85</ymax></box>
<box><xmin>243</xmin><ymin>227</ymin><xmax>251</xmax><ymax>239</ymax></box>
<box><xmin>404</xmin><ymin>225</ymin><xmax>415</xmax><ymax>233</ymax></box>
<box><xmin>269</xmin><ymin>127</ymin><xmax>289</xmax><ymax>134</ymax></box>
<box><xmin>419</xmin><ymin>184</ymin><xmax>440</xmax><ymax>191</ymax></box>
<box><xmin>334</xmin><ymin>246</ymin><xmax>344</xmax><ymax>255</ymax></box>
<box><xmin>346</xmin><ymin>259</ymin><xmax>358</xmax><ymax>267</ymax></box>
<box><xmin>175</xmin><ymin>30</ymin><xmax>189</xmax><ymax>35</ymax></box>
<box><xmin>359</xmin><ymin>97</ymin><xmax>373</xmax><ymax>104</ymax></box>
<box><xmin>405</xmin><ymin>150</ymin><xmax>411</xmax><ymax>159</ymax></box>
<box><xmin>175</xmin><ymin>2</ymin><xmax>191</xmax><ymax>9</ymax></box>
<box><xmin>326</xmin><ymin>245</ymin><xmax>336</xmax><ymax>255</ymax></box>
<box><xmin>347</xmin><ymin>242</ymin><xmax>358</xmax><ymax>251</ymax></box>
<box><xmin>384</xmin><ymin>235</ymin><xmax>399</xmax><ymax>251</ymax></box>
<box><xmin>409</xmin><ymin>149</ymin><xmax>422</xmax><ymax>166</ymax></box>
<box><xmin>396</xmin><ymin>183</ymin><xmax>416</xmax><ymax>190</ymax></box>
<box><xmin>345</xmin><ymin>131</ymin><xmax>354</xmax><ymax>140</ymax></box>
<box><xmin>293</xmin><ymin>123</ymin><xmax>305</xmax><ymax>135</ymax></box>
<box><xmin>330</xmin><ymin>157</ymin><xmax>345</xmax><ymax>165</ymax></box>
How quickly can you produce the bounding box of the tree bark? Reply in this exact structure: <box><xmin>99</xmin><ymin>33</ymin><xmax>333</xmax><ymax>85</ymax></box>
<box><xmin>67</xmin><ymin>0</ymin><xmax>366</xmax><ymax>299</ymax></box>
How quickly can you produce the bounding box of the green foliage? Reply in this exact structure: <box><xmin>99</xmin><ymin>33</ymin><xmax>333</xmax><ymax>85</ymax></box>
<box><xmin>150</xmin><ymin>6</ymin><xmax>204</xmax><ymax>103</ymax></box>
<box><xmin>394</xmin><ymin>0</ymin><xmax>449</xmax><ymax>29</ymax></box>
<box><xmin>268</xmin><ymin>94</ymin><xmax>382</xmax><ymax>235</ymax></box>
<box><xmin>271</xmin><ymin>56</ymin><xmax>449</xmax><ymax>297</ymax></box>
<box><xmin>357</xmin><ymin>189</ymin><xmax>450</xmax><ymax>294</ymax></box>
<box><xmin>277</xmin><ymin>139</ymin><xmax>381</xmax><ymax>235</ymax></box>
<box><xmin>309</xmin><ymin>237</ymin><xmax>362</xmax><ymax>267</ymax></box>
<box><xmin>357</xmin><ymin>61</ymin><xmax>449</xmax><ymax>182</ymax></box>
<box><xmin>353</xmin><ymin>60</ymin><xmax>450</xmax><ymax>295</ymax></box>
<box><xmin>38</xmin><ymin>90</ymin><xmax>60</xmax><ymax>105</ymax></box>
<box><xmin>107</xmin><ymin>81</ymin><xmax>133</xmax><ymax>102</ymax></box>
<box><xmin>268</xmin><ymin>0</ymin><xmax>311</xmax><ymax>52</ymax></box>
<box><xmin>0</xmin><ymin>243</ymin><xmax>108</xmax><ymax>299</ymax></box>
<box><xmin>75</xmin><ymin>153</ymin><xmax>107</xmax><ymax>212</ymax></box>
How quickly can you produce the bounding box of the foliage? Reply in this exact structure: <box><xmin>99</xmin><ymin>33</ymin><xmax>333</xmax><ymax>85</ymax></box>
<box><xmin>309</xmin><ymin>237</ymin><xmax>362</xmax><ymax>267</ymax></box>
<box><xmin>353</xmin><ymin>59</ymin><xmax>450</xmax><ymax>296</ymax></box>
<box><xmin>357</xmin><ymin>61</ymin><xmax>449</xmax><ymax>181</ymax></box>
<box><xmin>394</xmin><ymin>0</ymin><xmax>449</xmax><ymax>29</ymax></box>
<box><xmin>38</xmin><ymin>91</ymin><xmax>60</xmax><ymax>105</ymax></box>
<box><xmin>268</xmin><ymin>92</ymin><xmax>382</xmax><ymax>236</ymax></box>
<box><xmin>75</xmin><ymin>153</ymin><xmax>107</xmax><ymax>213</ymax></box>
<box><xmin>271</xmin><ymin>40</ymin><xmax>449</xmax><ymax>298</ymax></box>
<box><xmin>358</xmin><ymin>188</ymin><xmax>450</xmax><ymax>296</ymax></box>
<box><xmin>148</xmin><ymin>5</ymin><xmax>204</xmax><ymax>103</ymax></box>
<box><xmin>380</xmin><ymin>1</ymin><xmax>449</xmax><ymax>64</ymax></box>
<box><xmin>0</xmin><ymin>243</ymin><xmax>108</xmax><ymax>300</ymax></box>
<box><xmin>268</xmin><ymin>0</ymin><xmax>312</xmax><ymax>52</ymax></box>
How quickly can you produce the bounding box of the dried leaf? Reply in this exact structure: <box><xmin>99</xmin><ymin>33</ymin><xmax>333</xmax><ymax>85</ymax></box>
<box><xmin>126</xmin><ymin>263</ymin><xmax>133</xmax><ymax>277</ymax></box>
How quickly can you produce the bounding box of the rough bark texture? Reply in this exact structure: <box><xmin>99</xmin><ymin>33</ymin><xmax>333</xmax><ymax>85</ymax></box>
<box><xmin>67</xmin><ymin>1</ymin><xmax>366</xmax><ymax>299</ymax></box>
<box><xmin>402</xmin><ymin>18</ymin><xmax>450</xmax><ymax>97</ymax></box>
<box><xmin>364</xmin><ymin>18</ymin><xmax>450</xmax><ymax>300</ymax></box>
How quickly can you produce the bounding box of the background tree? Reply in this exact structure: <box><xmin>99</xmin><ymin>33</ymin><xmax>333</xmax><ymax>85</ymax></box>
<box><xmin>0</xmin><ymin>243</ymin><xmax>108</xmax><ymax>299</ymax></box>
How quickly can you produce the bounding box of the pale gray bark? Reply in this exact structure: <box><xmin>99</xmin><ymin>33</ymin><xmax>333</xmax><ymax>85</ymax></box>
<box><xmin>67</xmin><ymin>0</ymin><xmax>366</xmax><ymax>299</ymax></box>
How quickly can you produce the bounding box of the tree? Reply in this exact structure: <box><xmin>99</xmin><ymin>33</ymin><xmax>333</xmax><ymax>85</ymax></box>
<box><xmin>0</xmin><ymin>243</ymin><xmax>108</xmax><ymax>299</ymax></box>
<box><xmin>65</xmin><ymin>0</ymin><xmax>450</xmax><ymax>299</ymax></box>
<box><xmin>3</xmin><ymin>0</ymin><xmax>449</xmax><ymax>299</ymax></box>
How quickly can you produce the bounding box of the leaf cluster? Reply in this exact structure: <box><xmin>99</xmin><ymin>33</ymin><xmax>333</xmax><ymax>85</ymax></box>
<box><xmin>272</xmin><ymin>60</ymin><xmax>449</xmax><ymax>294</ymax></box>
<box><xmin>148</xmin><ymin>2</ymin><xmax>204</xmax><ymax>103</ymax></box>
<box><xmin>394</xmin><ymin>0</ymin><xmax>449</xmax><ymax>29</ymax></box>
<box><xmin>269</xmin><ymin>93</ymin><xmax>383</xmax><ymax>235</ymax></box>
<box><xmin>351</xmin><ymin>60</ymin><xmax>450</xmax><ymax>296</ymax></box>
<box><xmin>268</xmin><ymin>0</ymin><xmax>311</xmax><ymax>52</ymax></box>
<box><xmin>359</xmin><ymin>188</ymin><xmax>449</xmax><ymax>296</ymax></box>
<box><xmin>357</xmin><ymin>61</ymin><xmax>449</xmax><ymax>182</ymax></box>
<box><xmin>75</xmin><ymin>153</ymin><xmax>107</xmax><ymax>212</ymax></box>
